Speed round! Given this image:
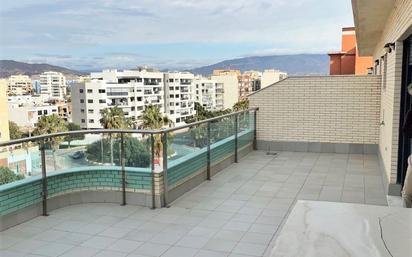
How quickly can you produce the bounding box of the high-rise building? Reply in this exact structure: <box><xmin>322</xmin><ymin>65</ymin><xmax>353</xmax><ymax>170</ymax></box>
<box><xmin>193</xmin><ymin>76</ymin><xmax>218</xmax><ymax>111</ymax></box>
<box><xmin>261</xmin><ymin>69</ymin><xmax>287</xmax><ymax>89</ymax></box>
<box><xmin>211</xmin><ymin>71</ymin><xmax>239</xmax><ymax>110</ymax></box>
<box><xmin>40</xmin><ymin>71</ymin><xmax>66</xmax><ymax>100</ymax></box>
<box><xmin>164</xmin><ymin>72</ymin><xmax>196</xmax><ymax>126</ymax></box>
<box><xmin>0</xmin><ymin>79</ymin><xmax>10</xmax><ymax>143</ymax></box>
<box><xmin>72</xmin><ymin>69</ymin><xmax>195</xmax><ymax>129</ymax></box>
<box><xmin>7</xmin><ymin>75</ymin><xmax>33</xmax><ymax>96</ymax></box>
<box><xmin>328</xmin><ymin>27</ymin><xmax>373</xmax><ymax>75</ymax></box>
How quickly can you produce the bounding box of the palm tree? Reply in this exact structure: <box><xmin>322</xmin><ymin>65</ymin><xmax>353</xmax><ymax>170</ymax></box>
<box><xmin>141</xmin><ymin>105</ymin><xmax>172</xmax><ymax>161</ymax></box>
<box><xmin>99</xmin><ymin>106</ymin><xmax>128</xmax><ymax>164</ymax></box>
<box><xmin>33</xmin><ymin>114</ymin><xmax>68</xmax><ymax>170</ymax></box>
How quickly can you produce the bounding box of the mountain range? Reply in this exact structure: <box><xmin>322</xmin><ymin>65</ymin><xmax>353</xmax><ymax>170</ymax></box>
<box><xmin>188</xmin><ymin>54</ymin><xmax>329</xmax><ymax>76</ymax></box>
<box><xmin>0</xmin><ymin>54</ymin><xmax>329</xmax><ymax>78</ymax></box>
<box><xmin>0</xmin><ymin>60</ymin><xmax>85</xmax><ymax>78</ymax></box>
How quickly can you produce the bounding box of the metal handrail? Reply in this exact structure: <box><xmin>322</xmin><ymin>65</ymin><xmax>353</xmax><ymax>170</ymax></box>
<box><xmin>0</xmin><ymin>108</ymin><xmax>259</xmax><ymax>147</ymax></box>
<box><xmin>1</xmin><ymin>107</ymin><xmax>259</xmax><ymax>213</ymax></box>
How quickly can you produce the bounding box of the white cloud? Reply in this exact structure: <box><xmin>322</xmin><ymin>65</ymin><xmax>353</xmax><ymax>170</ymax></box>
<box><xmin>0</xmin><ymin>0</ymin><xmax>353</xmax><ymax>69</ymax></box>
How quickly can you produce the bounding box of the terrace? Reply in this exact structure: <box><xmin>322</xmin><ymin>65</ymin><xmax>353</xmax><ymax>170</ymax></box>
<box><xmin>2</xmin><ymin>104</ymin><xmax>409</xmax><ymax>257</ymax></box>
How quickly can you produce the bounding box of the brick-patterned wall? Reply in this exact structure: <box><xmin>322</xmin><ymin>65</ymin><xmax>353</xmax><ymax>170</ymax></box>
<box><xmin>249</xmin><ymin>75</ymin><xmax>381</xmax><ymax>144</ymax></box>
<box><xmin>373</xmin><ymin>0</ymin><xmax>412</xmax><ymax>185</ymax></box>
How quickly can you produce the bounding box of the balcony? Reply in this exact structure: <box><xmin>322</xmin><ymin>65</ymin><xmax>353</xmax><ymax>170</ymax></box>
<box><xmin>0</xmin><ymin>90</ymin><xmax>409</xmax><ymax>257</ymax></box>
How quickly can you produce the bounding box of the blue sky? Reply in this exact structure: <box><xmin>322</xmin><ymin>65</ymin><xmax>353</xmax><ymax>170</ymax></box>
<box><xmin>0</xmin><ymin>0</ymin><xmax>353</xmax><ymax>70</ymax></box>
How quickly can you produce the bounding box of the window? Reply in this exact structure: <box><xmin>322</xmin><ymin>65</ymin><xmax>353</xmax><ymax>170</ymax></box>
<box><xmin>99</xmin><ymin>99</ymin><xmax>106</xmax><ymax>103</ymax></box>
<box><xmin>52</xmin><ymin>109</ymin><xmax>57</xmax><ymax>112</ymax></box>
<box><xmin>137</xmin><ymin>97</ymin><xmax>142</xmax><ymax>101</ymax></box>
<box><xmin>81</xmin><ymin>119</ymin><xmax>85</xmax><ymax>123</ymax></box>
<box><xmin>87</xmin><ymin>89</ymin><xmax>93</xmax><ymax>93</ymax></box>
<box><xmin>81</xmin><ymin>109</ymin><xmax>85</xmax><ymax>113</ymax></box>
<box><xmin>382</xmin><ymin>53</ymin><xmax>388</xmax><ymax>91</ymax></box>
<box><xmin>44</xmin><ymin>110</ymin><xmax>48</xmax><ymax>115</ymax></box>
<box><xmin>88</xmin><ymin>109</ymin><xmax>94</xmax><ymax>114</ymax></box>
<box><xmin>37</xmin><ymin>110</ymin><xmax>42</xmax><ymax>115</ymax></box>
<box><xmin>175</xmin><ymin>94</ymin><xmax>179</xmax><ymax>98</ymax></box>
<box><xmin>89</xmin><ymin>119</ymin><xmax>94</xmax><ymax>123</ymax></box>
<box><xmin>170</xmin><ymin>95</ymin><xmax>174</xmax><ymax>98</ymax></box>
<box><xmin>169</xmin><ymin>79</ymin><xmax>174</xmax><ymax>82</ymax></box>
<box><xmin>98</xmin><ymin>89</ymin><xmax>106</xmax><ymax>93</ymax></box>
<box><xmin>169</xmin><ymin>87</ymin><xmax>174</xmax><ymax>90</ymax></box>
<box><xmin>80</xmin><ymin>89</ymin><xmax>84</xmax><ymax>93</ymax></box>
<box><xmin>80</xmin><ymin>99</ymin><xmax>84</xmax><ymax>103</ymax></box>
<box><xmin>176</xmin><ymin>118</ymin><xmax>181</xmax><ymax>123</ymax></box>
<box><xmin>88</xmin><ymin>99</ymin><xmax>93</xmax><ymax>103</ymax></box>
<box><xmin>170</xmin><ymin>110</ymin><xmax>174</xmax><ymax>114</ymax></box>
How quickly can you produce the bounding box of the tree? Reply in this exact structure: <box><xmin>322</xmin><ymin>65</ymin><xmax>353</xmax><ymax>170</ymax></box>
<box><xmin>86</xmin><ymin>137</ymin><xmax>150</xmax><ymax>167</ymax></box>
<box><xmin>33</xmin><ymin>115</ymin><xmax>68</xmax><ymax>170</ymax></box>
<box><xmin>233</xmin><ymin>99</ymin><xmax>249</xmax><ymax>111</ymax></box>
<box><xmin>141</xmin><ymin>105</ymin><xmax>172</xmax><ymax>159</ymax></box>
<box><xmin>64</xmin><ymin>123</ymin><xmax>85</xmax><ymax>147</ymax></box>
<box><xmin>99</xmin><ymin>106</ymin><xmax>128</xmax><ymax>164</ymax></box>
<box><xmin>9</xmin><ymin>121</ymin><xmax>22</xmax><ymax>140</ymax></box>
<box><xmin>0</xmin><ymin>167</ymin><xmax>24</xmax><ymax>185</ymax></box>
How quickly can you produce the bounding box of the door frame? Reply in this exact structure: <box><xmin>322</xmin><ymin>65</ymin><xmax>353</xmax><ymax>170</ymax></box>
<box><xmin>397</xmin><ymin>35</ymin><xmax>412</xmax><ymax>185</ymax></box>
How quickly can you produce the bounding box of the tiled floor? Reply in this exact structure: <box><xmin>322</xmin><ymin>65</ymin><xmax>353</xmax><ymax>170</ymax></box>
<box><xmin>0</xmin><ymin>151</ymin><xmax>387</xmax><ymax>257</ymax></box>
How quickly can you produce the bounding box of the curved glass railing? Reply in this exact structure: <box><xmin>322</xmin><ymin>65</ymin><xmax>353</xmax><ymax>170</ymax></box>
<box><xmin>0</xmin><ymin>108</ymin><xmax>258</xmax><ymax>218</ymax></box>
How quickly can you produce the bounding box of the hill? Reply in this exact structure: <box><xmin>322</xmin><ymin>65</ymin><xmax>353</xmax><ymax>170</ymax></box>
<box><xmin>0</xmin><ymin>60</ymin><xmax>85</xmax><ymax>78</ymax></box>
<box><xmin>189</xmin><ymin>54</ymin><xmax>329</xmax><ymax>76</ymax></box>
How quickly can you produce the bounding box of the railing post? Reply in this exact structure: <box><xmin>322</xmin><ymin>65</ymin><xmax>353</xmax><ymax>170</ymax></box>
<box><xmin>207</xmin><ymin>121</ymin><xmax>211</xmax><ymax>180</ymax></box>
<box><xmin>120</xmin><ymin>133</ymin><xmax>126</xmax><ymax>206</ymax></box>
<box><xmin>40</xmin><ymin>140</ymin><xmax>48</xmax><ymax>216</ymax></box>
<box><xmin>151</xmin><ymin>133</ymin><xmax>156</xmax><ymax>209</ymax></box>
<box><xmin>253</xmin><ymin>110</ymin><xmax>257</xmax><ymax>150</ymax></box>
<box><xmin>162</xmin><ymin>132</ymin><xmax>169</xmax><ymax>207</ymax></box>
<box><xmin>234</xmin><ymin>114</ymin><xmax>238</xmax><ymax>163</ymax></box>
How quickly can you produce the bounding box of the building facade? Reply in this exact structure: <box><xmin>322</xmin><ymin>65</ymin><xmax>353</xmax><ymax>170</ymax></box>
<box><xmin>328</xmin><ymin>27</ymin><xmax>373</xmax><ymax>75</ymax></box>
<box><xmin>7</xmin><ymin>75</ymin><xmax>33</xmax><ymax>96</ymax></box>
<box><xmin>164</xmin><ymin>72</ymin><xmax>195</xmax><ymax>126</ymax></box>
<box><xmin>72</xmin><ymin>69</ymin><xmax>196</xmax><ymax>129</ymax></box>
<box><xmin>193</xmin><ymin>76</ymin><xmax>218</xmax><ymax>111</ymax></box>
<box><xmin>211</xmin><ymin>73</ymin><xmax>239</xmax><ymax>110</ymax></box>
<box><xmin>40</xmin><ymin>71</ymin><xmax>66</xmax><ymax>100</ymax></box>
<box><xmin>352</xmin><ymin>0</ymin><xmax>412</xmax><ymax>194</ymax></box>
<box><xmin>261</xmin><ymin>69</ymin><xmax>287</xmax><ymax>89</ymax></box>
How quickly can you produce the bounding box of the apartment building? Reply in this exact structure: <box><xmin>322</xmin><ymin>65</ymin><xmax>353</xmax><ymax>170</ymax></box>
<box><xmin>211</xmin><ymin>72</ymin><xmax>239</xmax><ymax>110</ymax></box>
<box><xmin>164</xmin><ymin>72</ymin><xmax>196</xmax><ymax>126</ymax></box>
<box><xmin>0</xmin><ymin>80</ymin><xmax>10</xmax><ymax>143</ymax></box>
<box><xmin>193</xmin><ymin>76</ymin><xmax>218</xmax><ymax>111</ymax></box>
<box><xmin>73</xmin><ymin>69</ymin><xmax>167</xmax><ymax>129</ymax></box>
<box><xmin>40</xmin><ymin>71</ymin><xmax>66</xmax><ymax>100</ymax></box>
<box><xmin>261</xmin><ymin>69</ymin><xmax>287</xmax><ymax>88</ymax></box>
<box><xmin>8</xmin><ymin>103</ymin><xmax>58</xmax><ymax>128</ymax></box>
<box><xmin>7</xmin><ymin>75</ymin><xmax>33</xmax><ymax>96</ymax></box>
<box><xmin>328</xmin><ymin>27</ymin><xmax>373</xmax><ymax>75</ymax></box>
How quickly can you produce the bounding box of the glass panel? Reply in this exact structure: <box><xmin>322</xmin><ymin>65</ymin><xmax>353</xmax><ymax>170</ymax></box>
<box><xmin>167</xmin><ymin>124</ymin><xmax>207</xmax><ymax>186</ymax></box>
<box><xmin>0</xmin><ymin>140</ymin><xmax>43</xmax><ymax>216</ymax></box>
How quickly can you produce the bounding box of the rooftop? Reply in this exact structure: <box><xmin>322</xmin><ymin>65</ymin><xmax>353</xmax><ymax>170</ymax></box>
<box><xmin>0</xmin><ymin>150</ymin><xmax>389</xmax><ymax>257</ymax></box>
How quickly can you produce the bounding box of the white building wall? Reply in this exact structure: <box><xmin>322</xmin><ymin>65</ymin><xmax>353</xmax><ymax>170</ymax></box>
<box><xmin>211</xmin><ymin>74</ymin><xmax>239</xmax><ymax>110</ymax></box>
<box><xmin>193</xmin><ymin>77</ymin><xmax>218</xmax><ymax>111</ymax></box>
<box><xmin>371</xmin><ymin>0</ymin><xmax>412</xmax><ymax>189</ymax></box>
<box><xmin>164</xmin><ymin>72</ymin><xmax>195</xmax><ymax>126</ymax></box>
<box><xmin>261</xmin><ymin>69</ymin><xmax>287</xmax><ymax>89</ymax></box>
<box><xmin>40</xmin><ymin>72</ymin><xmax>66</xmax><ymax>100</ymax></box>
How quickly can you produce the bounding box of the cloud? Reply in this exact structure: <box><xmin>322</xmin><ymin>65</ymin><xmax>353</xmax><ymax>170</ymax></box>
<box><xmin>0</xmin><ymin>0</ymin><xmax>353</xmax><ymax>70</ymax></box>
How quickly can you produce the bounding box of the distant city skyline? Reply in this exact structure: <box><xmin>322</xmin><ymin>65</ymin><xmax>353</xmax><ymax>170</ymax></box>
<box><xmin>0</xmin><ymin>0</ymin><xmax>353</xmax><ymax>70</ymax></box>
